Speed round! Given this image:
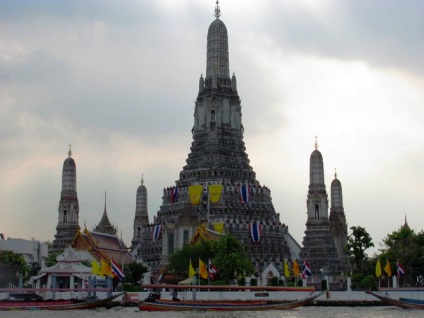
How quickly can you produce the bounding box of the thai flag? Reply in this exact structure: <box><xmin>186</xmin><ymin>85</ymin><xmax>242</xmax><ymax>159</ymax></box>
<box><xmin>239</xmin><ymin>184</ymin><xmax>251</xmax><ymax>204</ymax></box>
<box><xmin>111</xmin><ymin>259</ymin><xmax>125</xmax><ymax>281</ymax></box>
<box><xmin>249</xmin><ymin>223</ymin><xmax>261</xmax><ymax>242</ymax></box>
<box><xmin>209</xmin><ymin>262</ymin><xmax>218</xmax><ymax>280</ymax></box>
<box><xmin>152</xmin><ymin>224</ymin><xmax>162</xmax><ymax>242</ymax></box>
<box><xmin>302</xmin><ymin>261</ymin><xmax>312</xmax><ymax>279</ymax></box>
<box><xmin>170</xmin><ymin>187</ymin><xmax>179</xmax><ymax>204</ymax></box>
<box><xmin>397</xmin><ymin>262</ymin><xmax>406</xmax><ymax>276</ymax></box>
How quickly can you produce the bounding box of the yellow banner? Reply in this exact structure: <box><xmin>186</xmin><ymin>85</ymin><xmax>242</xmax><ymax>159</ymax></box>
<box><xmin>199</xmin><ymin>259</ymin><xmax>208</xmax><ymax>279</ymax></box>
<box><xmin>376</xmin><ymin>259</ymin><xmax>382</xmax><ymax>278</ymax></box>
<box><xmin>284</xmin><ymin>260</ymin><xmax>290</xmax><ymax>278</ymax></box>
<box><xmin>91</xmin><ymin>259</ymin><xmax>102</xmax><ymax>276</ymax></box>
<box><xmin>293</xmin><ymin>260</ymin><xmax>300</xmax><ymax>277</ymax></box>
<box><xmin>189</xmin><ymin>259</ymin><xmax>196</xmax><ymax>278</ymax></box>
<box><xmin>189</xmin><ymin>185</ymin><xmax>203</xmax><ymax>205</ymax></box>
<box><xmin>213</xmin><ymin>222</ymin><xmax>224</xmax><ymax>233</ymax></box>
<box><xmin>101</xmin><ymin>259</ymin><xmax>111</xmax><ymax>276</ymax></box>
<box><xmin>209</xmin><ymin>184</ymin><xmax>223</xmax><ymax>203</ymax></box>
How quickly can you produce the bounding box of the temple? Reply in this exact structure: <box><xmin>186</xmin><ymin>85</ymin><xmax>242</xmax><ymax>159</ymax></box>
<box><xmin>299</xmin><ymin>139</ymin><xmax>347</xmax><ymax>280</ymax></box>
<box><xmin>137</xmin><ymin>2</ymin><xmax>299</xmax><ymax>275</ymax></box>
<box><xmin>50</xmin><ymin>145</ymin><xmax>80</xmax><ymax>254</ymax></box>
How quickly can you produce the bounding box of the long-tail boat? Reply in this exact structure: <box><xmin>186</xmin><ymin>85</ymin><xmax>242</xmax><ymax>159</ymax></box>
<box><xmin>138</xmin><ymin>284</ymin><xmax>323</xmax><ymax>311</ymax></box>
<box><xmin>0</xmin><ymin>291</ymin><xmax>125</xmax><ymax>311</ymax></box>
<box><xmin>366</xmin><ymin>290</ymin><xmax>424</xmax><ymax>309</ymax></box>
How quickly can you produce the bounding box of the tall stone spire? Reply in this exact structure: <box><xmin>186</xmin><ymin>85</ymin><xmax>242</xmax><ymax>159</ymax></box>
<box><xmin>51</xmin><ymin>145</ymin><xmax>80</xmax><ymax>254</ymax></box>
<box><xmin>329</xmin><ymin>169</ymin><xmax>348</xmax><ymax>264</ymax></box>
<box><xmin>131</xmin><ymin>175</ymin><xmax>149</xmax><ymax>250</ymax></box>
<box><xmin>139</xmin><ymin>3</ymin><xmax>293</xmax><ymax>274</ymax></box>
<box><xmin>206</xmin><ymin>1</ymin><xmax>229</xmax><ymax>80</ymax></box>
<box><xmin>300</xmin><ymin>140</ymin><xmax>341</xmax><ymax>277</ymax></box>
<box><xmin>93</xmin><ymin>192</ymin><xmax>117</xmax><ymax>235</ymax></box>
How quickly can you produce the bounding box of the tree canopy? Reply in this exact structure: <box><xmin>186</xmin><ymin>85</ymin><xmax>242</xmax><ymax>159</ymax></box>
<box><xmin>380</xmin><ymin>225</ymin><xmax>424</xmax><ymax>286</ymax></box>
<box><xmin>166</xmin><ymin>233</ymin><xmax>254</xmax><ymax>284</ymax></box>
<box><xmin>346</xmin><ymin>226</ymin><xmax>374</xmax><ymax>273</ymax></box>
<box><xmin>0</xmin><ymin>250</ymin><xmax>30</xmax><ymax>287</ymax></box>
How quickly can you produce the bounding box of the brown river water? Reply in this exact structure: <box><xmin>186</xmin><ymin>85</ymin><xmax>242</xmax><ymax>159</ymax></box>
<box><xmin>1</xmin><ymin>306</ymin><xmax>423</xmax><ymax>318</ymax></box>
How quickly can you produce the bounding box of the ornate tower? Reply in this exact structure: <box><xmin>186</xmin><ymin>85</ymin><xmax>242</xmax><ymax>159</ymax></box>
<box><xmin>299</xmin><ymin>139</ymin><xmax>341</xmax><ymax>277</ymax></box>
<box><xmin>93</xmin><ymin>192</ymin><xmax>117</xmax><ymax>235</ymax></box>
<box><xmin>139</xmin><ymin>2</ymin><xmax>293</xmax><ymax>273</ymax></box>
<box><xmin>131</xmin><ymin>176</ymin><xmax>149</xmax><ymax>250</ymax></box>
<box><xmin>51</xmin><ymin>145</ymin><xmax>80</xmax><ymax>254</ymax></box>
<box><xmin>329</xmin><ymin>170</ymin><xmax>348</xmax><ymax>265</ymax></box>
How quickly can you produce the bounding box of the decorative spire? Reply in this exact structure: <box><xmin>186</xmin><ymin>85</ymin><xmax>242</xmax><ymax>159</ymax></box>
<box><xmin>104</xmin><ymin>191</ymin><xmax>107</xmax><ymax>212</ymax></box>
<box><xmin>314</xmin><ymin>136</ymin><xmax>318</xmax><ymax>150</ymax></box>
<box><xmin>141</xmin><ymin>174</ymin><xmax>144</xmax><ymax>186</ymax></box>
<box><xmin>214</xmin><ymin>0</ymin><xmax>221</xmax><ymax>18</ymax></box>
<box><xmin>68</xmin><ymin>144</ymin><xmax>72</xmax><ymax>157</ymax></box>
<box><xmin>334</xmin><ymin>168</ymin><xmax>337</xmax><ymax>179</ymax></box>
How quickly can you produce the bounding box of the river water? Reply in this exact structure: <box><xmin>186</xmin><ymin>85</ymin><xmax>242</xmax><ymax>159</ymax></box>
<box><xmin>1</xmin><ymin>307</ymin><xmax>423</xmax><ymax>318</ymax></box>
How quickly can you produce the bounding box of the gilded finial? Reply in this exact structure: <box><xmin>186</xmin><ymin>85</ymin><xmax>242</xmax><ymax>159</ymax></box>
<box><xmin>214</xmin><ymin>0</ymin><xmax>221</xmax><ymax>18</ymax></box>
<box><xmin>68</xmin><ymin>144</ymin><xmax>72</xmax><ymax>157</ymax></box>
<box><xmin>314</xmin><ymin>136</ymin><xmax>318</xmax><ymax>150</ymax></box>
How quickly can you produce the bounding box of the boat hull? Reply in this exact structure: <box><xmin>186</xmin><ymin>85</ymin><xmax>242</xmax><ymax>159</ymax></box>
<box><xmin>138</xmin><ymin>291</ymin><xmax>323</xmax><ymax>311</ymax></box>
<box><xmin>366</xmin><ymin>290</ymin><xmax>424</xmax><ymax>309</ymax></box>
<box><xmin>0</xmin><ymin>292</ymin><xmax>125</xmax><ymax>311</ymax></box>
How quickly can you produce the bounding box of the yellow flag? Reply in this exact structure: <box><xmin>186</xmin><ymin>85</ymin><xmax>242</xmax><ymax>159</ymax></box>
<box><xmin>384</xmin><ymin>259</ymin><xmax>392</xmax><ymax>277</ymax></box>
<box><xmin>189</xmin><ymin>259</ymin><xmax>196</xmax><ymax>278</ymax></box>
<box><xmin>376</xmin><ymin>258</ymin><xmax>382</xmax><ymax>278</ymax></box>
<box><xmin>189</xmin><ymin>185</ymin><xmax>203</xmax><ymax>205</ymax></box>
<box><xmin>199</xmin><ymin>259</ymin><xmax>208</xmax><ymax>279</ymax></box>
<box><xmin>209</xmin><ymin>185</ymin><xmax>223</xmax><ymax>203</ymax></box>
<box><xmin>101</xmin><ymin>259</ymin><xmax>111</xmax><ymax>276</ymax></box>
<box><xmin>91</xmin><ymin>259</ymin><xmax>102</xmax><ymax>276</ymax></box>
<box><xmin>284</xmin><ymin>260</ymin><xmax>290</xmax><ymax>278</ymax></box>
<box><xmin>213</xmin><ymin>222</ymin><xmax>224</xmax><ymax>233</ymax></box>
<box><xmin>293</xmin><ymin>260</ymin><xmax>300</xmax><ymax>277</ymax></box>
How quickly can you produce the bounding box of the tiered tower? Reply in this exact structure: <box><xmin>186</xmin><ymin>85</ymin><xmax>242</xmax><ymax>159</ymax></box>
<box><xmin>299</xmin><ymin>140</ymin><xmax>341</xmax><ymax>276</ymax></box>
<box><xmin>329</xmin><ymin>170</ymin><xmax>348</xmax><ymax>266</ymax></box>
<box><xmin>139</xmin><ymin>3</ymin><xmax>293</xmax><ymax>273</ymax></box>
<box><xmin>131</xmin><ymin>176</ymin><xmax>149</xmax><ymax>250</ymax></box>
<box><xmin>51</xmin><ymin>146</ymin><xmax>80</xmax><ymax>254</ymax></box>
<box><xmin>93</xmin><ymin>192</ymin><xmax>117</xmax><ymax>235</ymax></box>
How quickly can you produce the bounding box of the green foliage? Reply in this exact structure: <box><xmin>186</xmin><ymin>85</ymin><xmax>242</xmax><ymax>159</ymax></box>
<box><xmin>45</xmin><ymin>251</ymin><xmax>63</xmax><ymax>267</ymax></box>
<box><xmin>271</xmin><ymin>276</ymin><xmax>279</xmax><ymax>286</ymax></box>
<box><xmin>212</xmin><ymin>279</ymin><xmax>227</xmax><ymax>286</ymax></box>
<box><xmin>166</xmin><ymin>233</ymin><xmax>254</xmax><ymax>284</ymax></box>
<box><xmin>238</xmin><ymin>276</ymin><xmax>246</xmax><ymax>286</ymax></box>
<box><xmin>0</xmin><ymin>251</ymin><xmax>30</xmax><ymax>287</ymax></box>
<box><xmin>359</xmin><ymin>275</ymin><xmax>378</xmax><ymax>290</ymax></box>
<box><xmin>124</xmin><ymin>261</ymin><xmax>149</xmax><ymax>286</ymax></box>
<box><xmin>351</xmin><ymin>273</ymin><xmax>365</xmax><ymax>283</ymax></box>
<box><xmin>167</xmin><ymin>240</ymin><xmax>214</xmax><ymax>277</ymax></box>
<box><xmin>250</xmin><ymin>278</ymin><xmax>257</xmax><ymax>286</ymax></box>
<box><xmin>211</xmin><ymin>234</ymin><xmax>254</xmax><ymax>283</ymax></box>
<box><xmin>347</xmin><ymin>226</ymin><xmax>374</xmax><ymax>273</ymax></box>
<box><xmin>380</xmin><ymin>226</ymin><xmax>424</xmax><ymax>286</ymax></box>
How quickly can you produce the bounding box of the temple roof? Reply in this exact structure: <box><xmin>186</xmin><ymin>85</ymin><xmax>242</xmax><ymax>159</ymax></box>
<box><xmin>72</xmin><ymin>228</ymin><xmax>133</xmax><ymax>265</ymax></box>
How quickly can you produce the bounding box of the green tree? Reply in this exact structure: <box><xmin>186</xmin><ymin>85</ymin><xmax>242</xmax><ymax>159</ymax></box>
<box><xmin>381</xmin><ymin>225</ymin><xmax>424</xmax><ymax>286</ymax></box>
<box><xmin>167</xmin><ymin>239</ymin><xmax>214</xmax><ymax>278</ymax></box>
<box><xmin>0</xmin><ymin>251</ymin><xmax>30</xmax><ymax>287</ymax></box>
<box><xmin>45</xmin><ymin>250</ymin><xmax>63</xmax><ymax>267</ymax></box>
<box><xmin>346</xmin><ymin>226</ymin><xmax>374</xmax><ymax>273</ymax></box>
<box><xmin>166</xmin><ymin>233</ymin><xmax>254</xmax><ymax>284</ymax></box>
<box><xmin>124</xmin><ymin>261</ymin><xmax>149</xmax><ymax>286</ymax></box>
<box><xmin>211</xmin><ymin>234</ymin><xmax>254</xmax><ymax>283</ymax></box>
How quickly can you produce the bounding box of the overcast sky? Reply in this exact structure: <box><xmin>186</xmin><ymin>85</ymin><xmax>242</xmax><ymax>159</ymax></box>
<box><xmin>1</xmin><ymin>0</ymin><xmax>423</xmax><ymax>256</ymax></box>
